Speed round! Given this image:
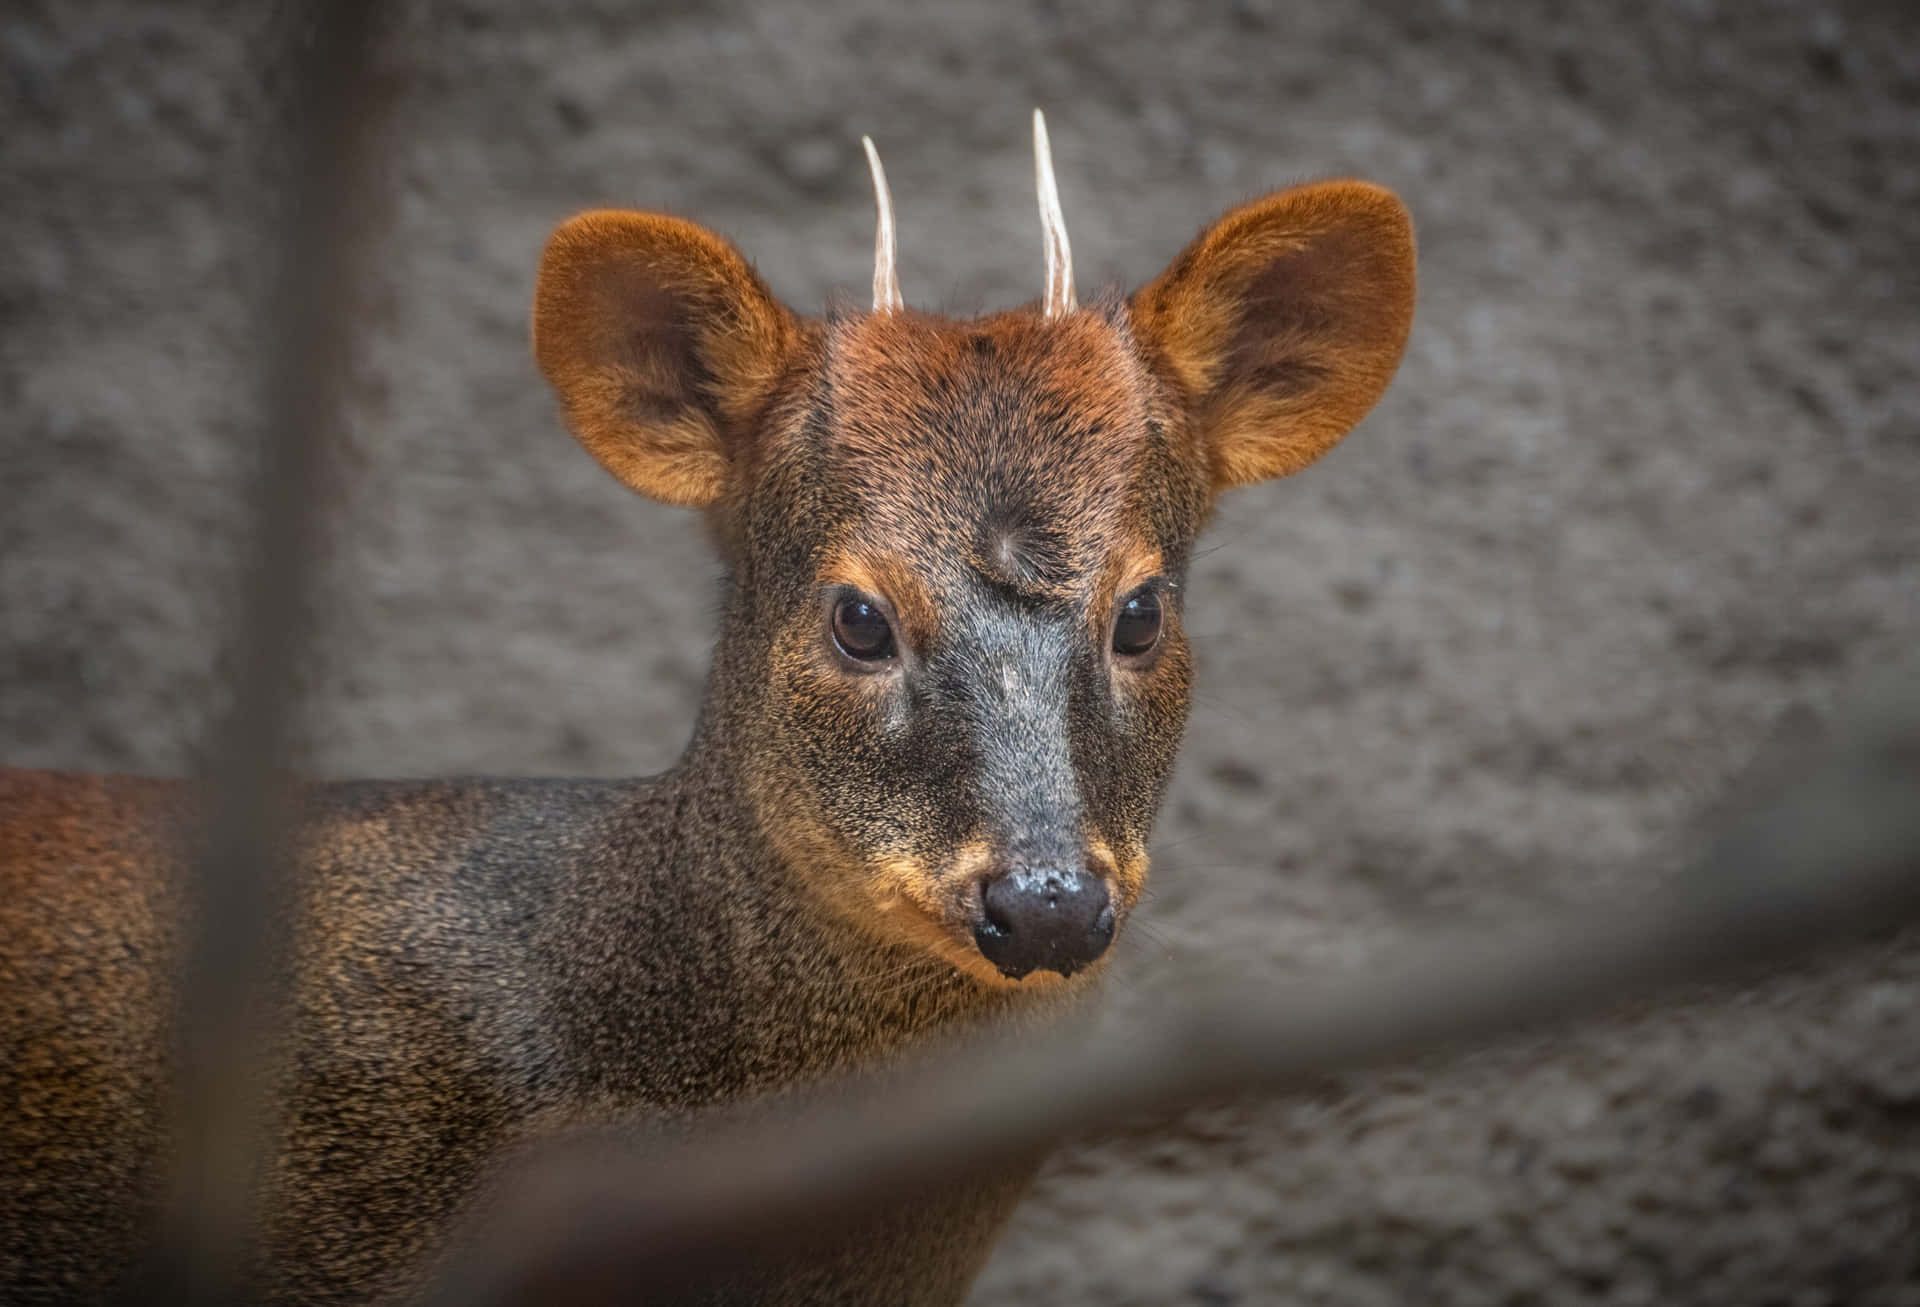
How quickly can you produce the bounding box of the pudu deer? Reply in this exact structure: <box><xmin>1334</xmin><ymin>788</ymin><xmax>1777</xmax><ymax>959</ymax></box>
<box><xmin>0</xmin><ymin>113</ymin><xmax>1415</xmax><ymax>1304</ymax></box>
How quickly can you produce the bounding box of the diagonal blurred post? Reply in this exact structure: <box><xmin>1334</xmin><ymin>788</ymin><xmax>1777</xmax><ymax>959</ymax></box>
<box><xmin>138</xmin><ymin>3</ymin><xmax>384</xmax><ymax>1302</ymax></box>
<box><xmin>429</xmin><ymin>661</ymin><xmax>1920</xmax><ymax>1306</ymax></box>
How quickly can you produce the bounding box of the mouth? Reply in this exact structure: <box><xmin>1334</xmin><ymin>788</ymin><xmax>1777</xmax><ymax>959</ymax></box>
<box><xmin>866</xmin><ymin>890</ymin><xmax>1110</xmax><ymax>988</ymax></box>
<box><xmin>863</xmin><ymin>847</ymin><xmax>1133</xmax><ymax>987</ymax></box>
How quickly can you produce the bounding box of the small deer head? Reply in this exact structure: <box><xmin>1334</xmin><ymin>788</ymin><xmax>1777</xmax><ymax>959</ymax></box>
<box><xmin>532</xmin><ymin>115</ymin><xmax>1414</xmax><ymax>987</ymax></box>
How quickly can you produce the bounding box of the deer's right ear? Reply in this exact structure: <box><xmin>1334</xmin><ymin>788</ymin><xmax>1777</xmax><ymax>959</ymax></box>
<box><xmin>533</xmin><ymin>211</ymin><xmax>800</xmax><ymax>508</ymax></box>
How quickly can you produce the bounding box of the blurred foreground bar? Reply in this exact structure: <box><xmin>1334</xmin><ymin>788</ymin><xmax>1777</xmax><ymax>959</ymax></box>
<box><xmin>136</xmin><ymin>3</ymin><xmax>384</xmax><ymax>1304</ymax></box>
<box><xmin>431</xmin><ymin>660</ymin><xmax>1920</xmax><ymax>1306</ymax></box>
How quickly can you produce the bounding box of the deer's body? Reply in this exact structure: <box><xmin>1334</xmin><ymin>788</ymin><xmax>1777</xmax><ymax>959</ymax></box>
<box><xmin>3</xmin><ymin>764</ymin><xmax>1037</xmax><ymax>1303</ymax></box>
<box><xmin>0</xmin><ymin>120</ymin><xmax>1416</xmax><ymax>1304</ymax></box>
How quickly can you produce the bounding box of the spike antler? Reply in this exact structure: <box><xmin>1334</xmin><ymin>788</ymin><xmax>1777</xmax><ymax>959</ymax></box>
<box><xmin>862</xmin><ymin>136</ymin><xmax>903</xmax><ymax>314</ymax></box>
<box><xmin>1033</xmin><ymin>109</ymin><xmax>1075</xmax><ymax>318</ymax></box>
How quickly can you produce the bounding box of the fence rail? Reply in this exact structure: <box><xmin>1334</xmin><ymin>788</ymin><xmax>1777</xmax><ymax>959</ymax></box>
<box><xmin>422</xmin><ymin>669</ymin><xmax>1920</xmax><ymax>1304</ymax></box>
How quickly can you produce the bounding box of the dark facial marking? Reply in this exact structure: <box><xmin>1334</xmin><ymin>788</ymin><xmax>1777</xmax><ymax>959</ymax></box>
<box><xmin>974</xmin><ymin>497</ymin><xmax>1076</xmax><ymax>601</ymax></box>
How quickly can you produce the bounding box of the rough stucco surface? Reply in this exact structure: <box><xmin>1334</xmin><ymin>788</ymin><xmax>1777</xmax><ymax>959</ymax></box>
<box><xmin>3</xmin><ymin>1</ymin><xmax>1918</xmax><ymax>1302</ymax></box>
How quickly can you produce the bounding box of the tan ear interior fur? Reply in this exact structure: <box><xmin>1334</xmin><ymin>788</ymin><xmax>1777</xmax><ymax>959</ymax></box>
<box><xmin>1130</xmin><ymin>181</ymin><xmax>1416</xmax><ymax>491</ymax></box>
<box><xmin>532</xmin><ymin>211</ymin><xmax>799</xmax><ymax>507</ymax></box>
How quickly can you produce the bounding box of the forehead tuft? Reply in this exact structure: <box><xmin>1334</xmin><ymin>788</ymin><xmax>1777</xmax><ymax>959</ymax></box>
<box><xmin>820</xmin><ymin>310</ymin><xmax>1156</xmax><ymax>594</ymax></box>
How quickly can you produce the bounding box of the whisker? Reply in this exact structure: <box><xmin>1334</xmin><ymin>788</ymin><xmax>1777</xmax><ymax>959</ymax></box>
<box><xmin>1148</xmin><ymin>831</ymin><xmax>1215</xmax><ymax>856</ymax></box>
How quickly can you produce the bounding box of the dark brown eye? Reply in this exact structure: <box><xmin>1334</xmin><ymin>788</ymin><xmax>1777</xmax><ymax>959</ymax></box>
<box><xmin>1112</xmin><ymin>589</ymin><xmax>1163</xmax><ymax>657</ymax></box>
<box><xmin>832</xmin><ymin>597</ymin><xmax>895</xmax><ymax>662</ymax></box>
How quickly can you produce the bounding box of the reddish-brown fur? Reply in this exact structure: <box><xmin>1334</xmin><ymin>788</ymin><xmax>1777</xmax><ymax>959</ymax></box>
<box><xmin>1</xmin><ymin>771</ymin><xmax>182</xmax><ymax>1301</ymax></box>
<box><xmin>1</xmin><ymin>173</ymin><xmax>1414</xmax><ymax>1304</ymax></box>
<box><xmin>1134</xmin><ymin>183</ymin><xmax>1415</xmax><ymax>487</ymax></box>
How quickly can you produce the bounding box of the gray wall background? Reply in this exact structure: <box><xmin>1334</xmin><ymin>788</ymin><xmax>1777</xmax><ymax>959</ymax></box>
<box><xmin>4</xmin><ymin>1</ymin><xmax>1918</xmax><ymax>1301</ymax></box>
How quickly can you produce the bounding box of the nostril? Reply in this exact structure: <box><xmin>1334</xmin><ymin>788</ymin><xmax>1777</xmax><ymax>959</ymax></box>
<box><xmin>980</xmin><ymin>880</ymin><xmax>1013</xmax><ymax>937</ymax></box>
<box><xmin>1092</xmin><ymin>902</ymin><xmax>1115</xmax><ymax>943</ymax></box>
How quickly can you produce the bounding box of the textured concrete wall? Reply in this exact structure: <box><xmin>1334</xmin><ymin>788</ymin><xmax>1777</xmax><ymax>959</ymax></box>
<box><xmin>4</xmin><ymin>1</ymin><xmax>1918</xmax><ymax>1301</ymax></box>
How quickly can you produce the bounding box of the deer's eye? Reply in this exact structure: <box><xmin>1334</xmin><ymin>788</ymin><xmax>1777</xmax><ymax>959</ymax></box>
<box><xmin>1112</xmin><ymin>589</ymin><xmax>1163</xmax><ymax>658</ymax></box>
<box><xmin>832</xmin><ymin>597</ymin><xmax>896</xmax><ymax>662</ymax></box>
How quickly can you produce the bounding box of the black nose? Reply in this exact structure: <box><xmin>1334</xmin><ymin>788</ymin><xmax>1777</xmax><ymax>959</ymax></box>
<box><xmin>973</xmin><ymin>866</ymin><xmax>1115</xmax><ymax>979</ymax></box>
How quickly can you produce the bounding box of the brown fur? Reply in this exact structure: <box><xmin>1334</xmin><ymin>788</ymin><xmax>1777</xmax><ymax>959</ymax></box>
<box><xmin>0</xmin><ymin>771</ymin><xmax>182</xmax><ymax>1301</ymax></box>
<box><xmin>1</xmin><ymin>175</ymin><xmax>1414</xmax><ymax>1304</ymax></box>
<box><xmin>532</xmin><ymin>211</ymin><xmax>804</xmax><ymax>507</ymax></box>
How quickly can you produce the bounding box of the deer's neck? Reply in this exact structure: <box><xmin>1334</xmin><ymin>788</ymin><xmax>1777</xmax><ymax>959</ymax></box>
<box><xmin>540</xmin><ymin>671</ymin><xmax>1032</xmax><ymax>1108</ymax></box>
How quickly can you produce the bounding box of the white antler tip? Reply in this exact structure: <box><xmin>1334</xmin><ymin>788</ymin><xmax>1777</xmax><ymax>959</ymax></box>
<box><xmin>863</xmin><ymin>135</ymin><xmax>903</xmax><ymax>314</ymax></box>
<box><xmin>1032</xmin><ymin>109</ymin><xmax>1076</xmax><ymax>318</ymax></box>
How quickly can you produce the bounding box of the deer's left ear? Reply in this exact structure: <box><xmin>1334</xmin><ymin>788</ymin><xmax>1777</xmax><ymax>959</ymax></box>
<box><xmin>1130</xmin><ymin>182</ymin><xmax>1415</xmax><ymax>492</ymax></box>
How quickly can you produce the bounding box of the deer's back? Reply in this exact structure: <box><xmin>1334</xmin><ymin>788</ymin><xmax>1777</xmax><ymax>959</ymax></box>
<box><xmin>0</xmin><ymin>768</ymin><xmax>650</xmax><ymax>1301</ymax></box>
<box><xmin>1</xmin><ymin>769</ymin><xmax>184</xmax><ymax>1301</ymax></box>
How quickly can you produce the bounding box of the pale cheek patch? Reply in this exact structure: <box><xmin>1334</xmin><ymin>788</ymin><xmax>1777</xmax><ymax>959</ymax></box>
<box><xmin>1117</xmin><ymin>851</ymin><xmax>1150</xmax><ymax>912</ymax></box>
<box><xmin>860</xmin><ymin>843</ymin><xmax>1022</xmax><ymax>983</ymax></box>
<box><xmin>1093</xmin><ymin>837</ymin><xmax>1150</xmax><ymax>913</ymax></box>
<box><xmin>868</xmin><ymin>840</ymin><xmax>993</xmax><ymax>924</ymax></box>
